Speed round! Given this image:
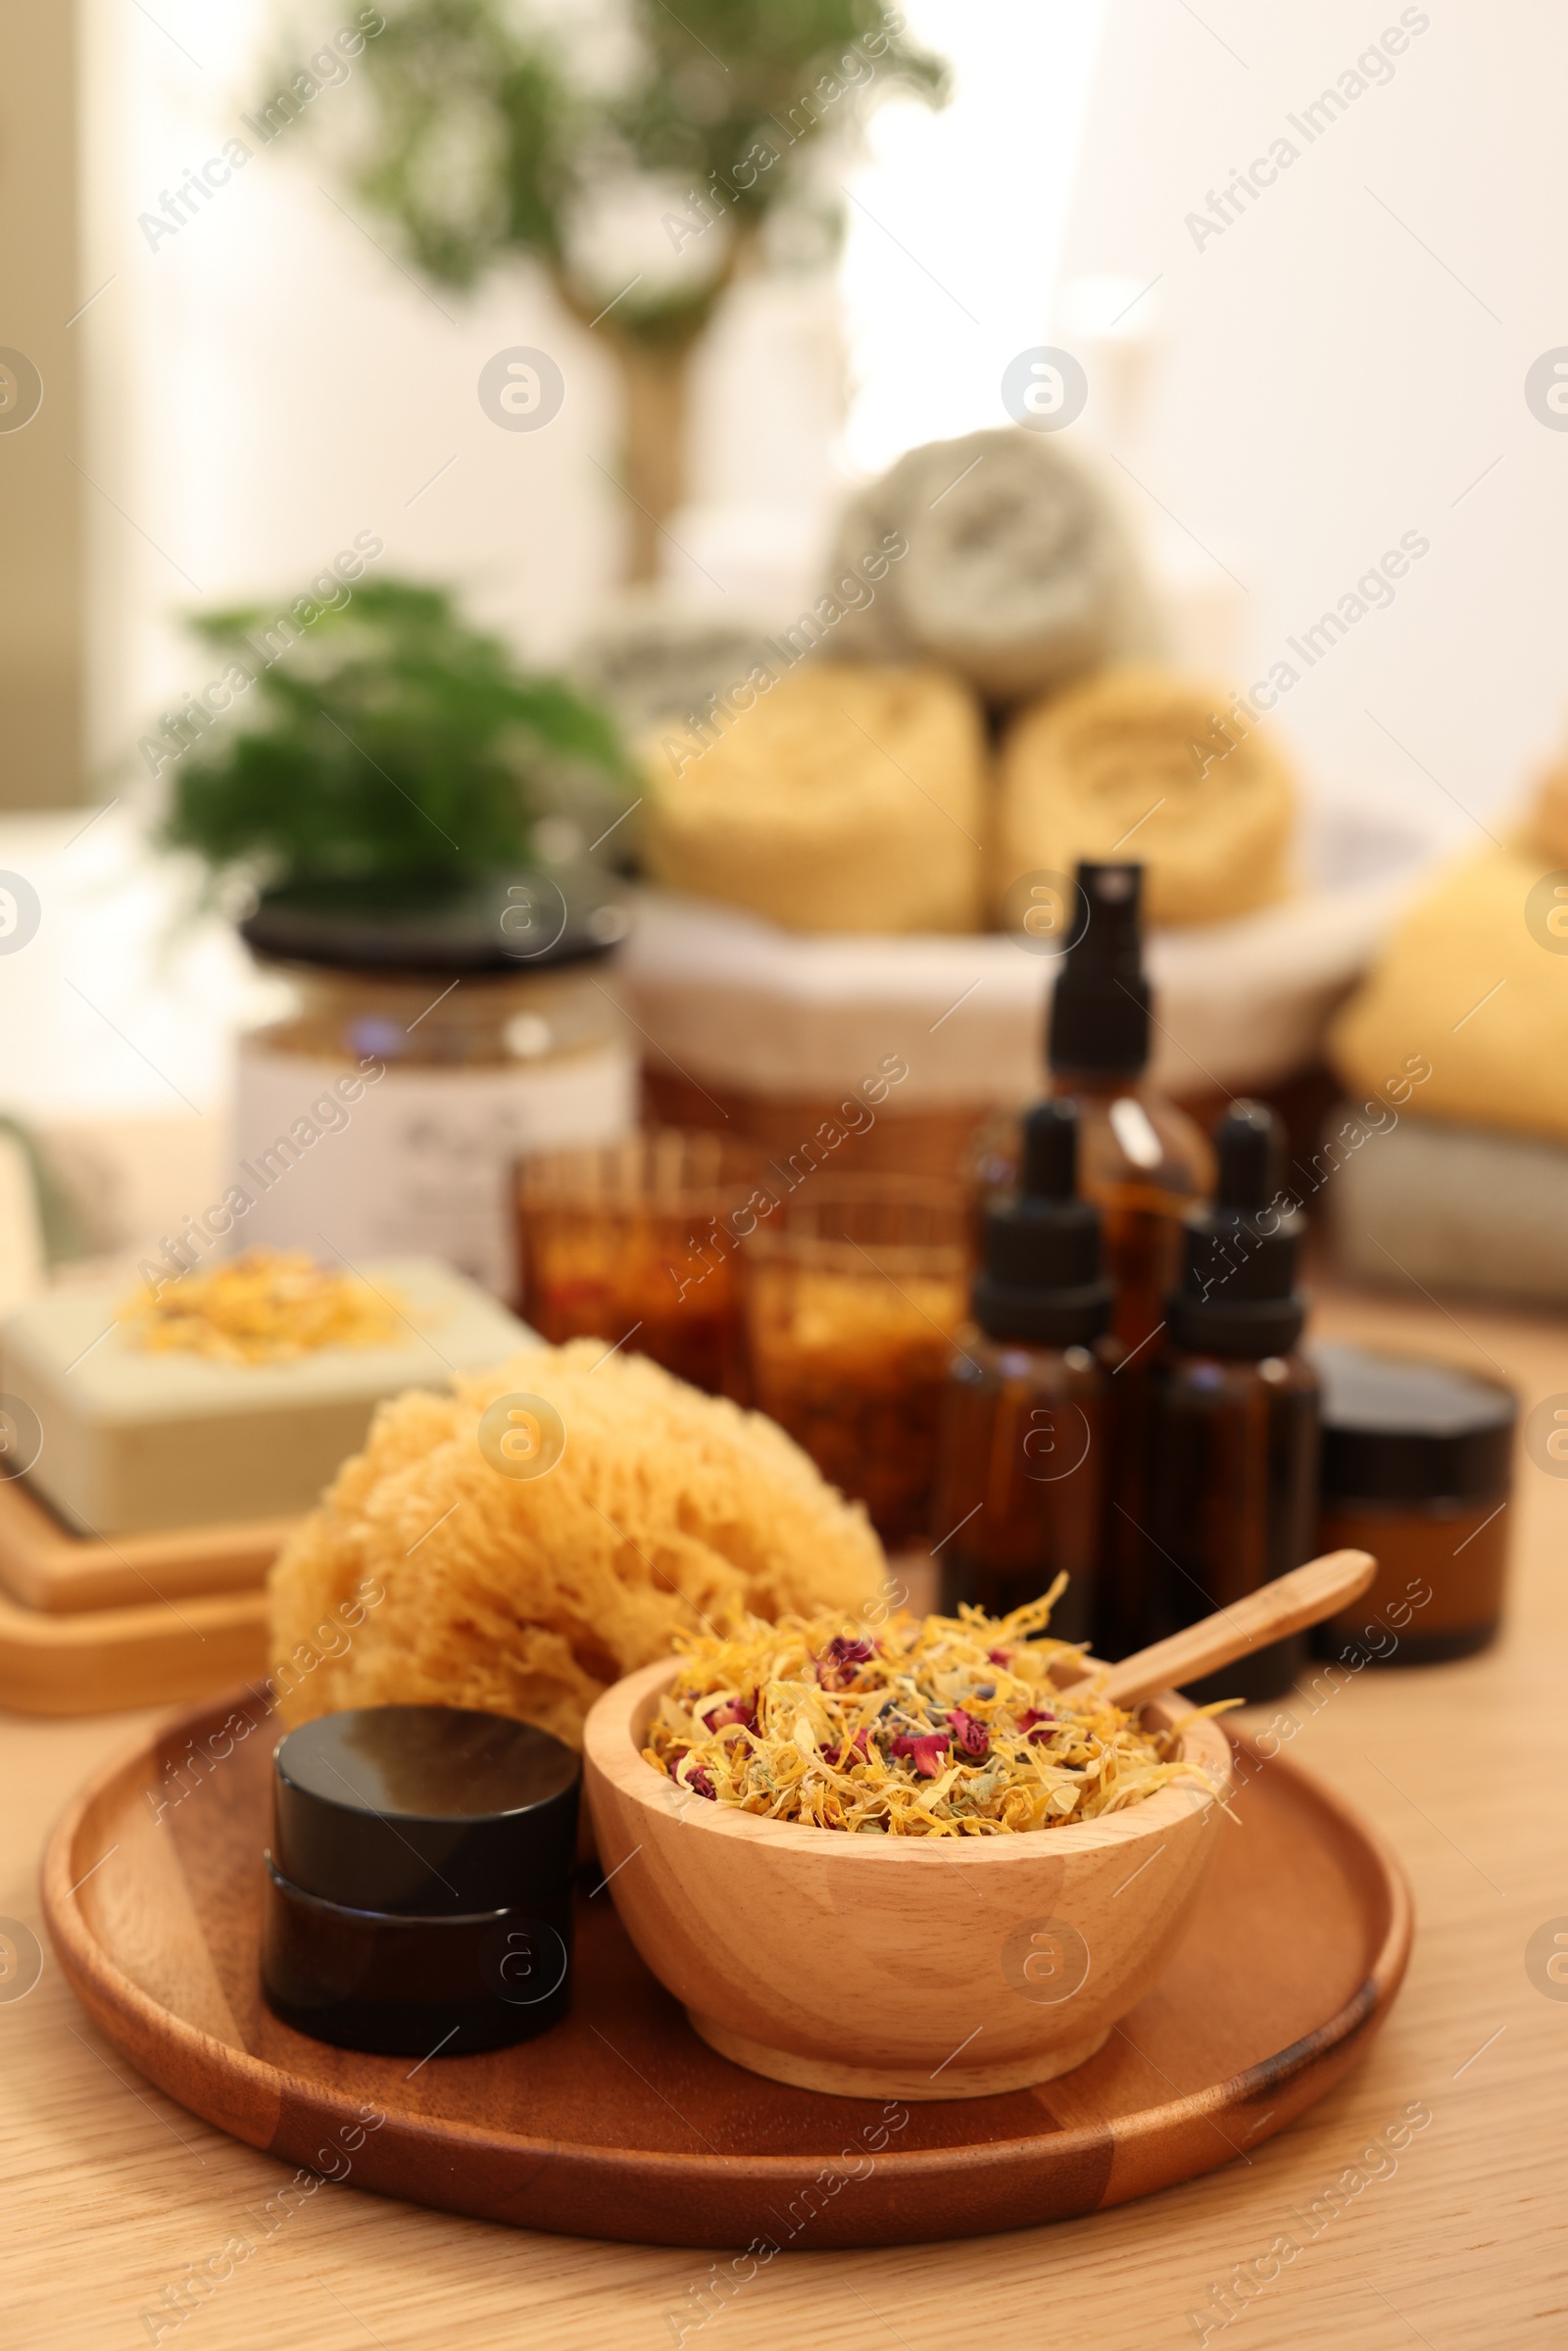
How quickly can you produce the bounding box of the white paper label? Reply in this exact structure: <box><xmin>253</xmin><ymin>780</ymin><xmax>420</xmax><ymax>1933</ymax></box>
<box><xmin>233</xmin><ymin>1040</ymin><xmax>636</xmax><ymax>1297</ymax></box>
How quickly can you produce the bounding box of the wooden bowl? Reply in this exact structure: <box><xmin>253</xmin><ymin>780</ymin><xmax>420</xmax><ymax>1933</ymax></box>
<box><xmin>582</xmin><ymin>1658</ymin><xmax>1233</xmax><ymax>2102</ymax></box>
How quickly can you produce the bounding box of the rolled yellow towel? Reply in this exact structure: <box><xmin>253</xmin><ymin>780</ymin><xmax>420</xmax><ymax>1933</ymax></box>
<box><xmin>267</xmin><ymin>1339</ymin><xmax>885</xmax><ymax>1747</ymax></box>
<box><xmin>1331</xmin><ymin>842</ymin><xmax>1568</xmax><ymax>1145</ymax></box>
<box><xmin>997</xmin><ymin>665</ymin><xmax>1296</xmax><ymax>927</ymax></box>
<box><xmin>641</xmin><ymin>659</ymin><xmax>986</xmax><ymax>934</ymax></box>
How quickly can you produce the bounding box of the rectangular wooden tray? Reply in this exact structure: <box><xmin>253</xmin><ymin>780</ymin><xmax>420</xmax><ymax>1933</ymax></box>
<box><xmin>0</xmin><ymin>1476</ymin><xmax>277</xmax><ymax>1715</ymax></box>
<box><xmin>0</xmin><ymin>1473</ymin><xmax>292</xmax><ymax>1613</ymax></box>
<box><xmin>0</xmin><ymin>1582</ymin><xmax>269</xmax><ymax>1714</ymax></box>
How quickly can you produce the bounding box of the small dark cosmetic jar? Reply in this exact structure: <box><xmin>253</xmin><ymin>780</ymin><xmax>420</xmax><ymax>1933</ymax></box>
<box><xmin>1310</xmin><ymin>1345</ymin><xmax>1516</xmax><ymax>1666</ymax></box>
<box><xmin>260</xmin><ymin>1704</ymin><xmax>580</xmax><ymax>2057</ymax></box>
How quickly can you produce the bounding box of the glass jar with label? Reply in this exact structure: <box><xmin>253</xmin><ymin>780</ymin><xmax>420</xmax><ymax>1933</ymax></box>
<box><xmin>232</xmin><ymin>874</ymin><xmax>636</xmax><ymax>1298</ymax></box>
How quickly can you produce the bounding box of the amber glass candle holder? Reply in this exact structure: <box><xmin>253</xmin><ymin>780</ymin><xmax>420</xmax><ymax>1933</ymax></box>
<box><xmin>740</xmin><ymin>1176</ymin><xmax>968</xmax><ymax>1550</ymax></box>
<box><xmin>515</xmin><ymin>1131</ymin><xmax>762</xmax><ymax>1396</ymax></box>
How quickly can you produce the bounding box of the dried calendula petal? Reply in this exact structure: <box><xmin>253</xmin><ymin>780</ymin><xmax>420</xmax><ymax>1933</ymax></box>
<box><xmin>120</xmin><ymin>1249</ymin><xmax>407</xmax><ymax>1365</ymax></box>
<box><xmin>642</xmin><ymin>1584</ymin><xmax>1228</xmax><ymax>1837</ymax></box>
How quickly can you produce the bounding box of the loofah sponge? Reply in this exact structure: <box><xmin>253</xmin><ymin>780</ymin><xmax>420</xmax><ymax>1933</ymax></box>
<box><xmin>640</xmin><ymin>659</ymin><xmax>986</xmax><ymax>934</ymax></box>
<box><xmin>825</xmin><ymin>427</ymin><xmax>1156</xmax><ymax>705</ymax></box>
<box><xmin>998</xmin><ymin>665</ymin><xmax>1296</xmax><ymax>927</ymax></box>
<box><xmin>267</xmin><ymin>1339</ymin><xmax>886</xmax><ymax>1747</ymax></box>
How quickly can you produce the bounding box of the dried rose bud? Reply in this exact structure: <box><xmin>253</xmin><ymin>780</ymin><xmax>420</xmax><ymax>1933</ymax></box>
<box><xmin>701</xmin><ymin>1695</ymin><xmax>757</xmax><ymax>1735</ymax></box>
<box><xmin>987</xmin><ymin>1648</ymin><xmax>1011</xmax><ymax>1667</ymax></box>
<box><xmin>947</xmin><ymin>1706</ymin><xmax>990</xmax><ymax>1759</ymax></box>
<box><xmin>816</xmin><ymin>1634</ymin><xmax>876</xmax><ymax>1690</ymax></box>
<box><xmin>687</xmin><ymin>1766</ymin><xmax>717</xmax><ymax>1800</ymax></box>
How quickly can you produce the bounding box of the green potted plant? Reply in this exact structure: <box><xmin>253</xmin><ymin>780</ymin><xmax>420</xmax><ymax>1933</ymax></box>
<box><xmin>145</xmin><ymin>572</ymin><xmax>643</xmax><ymax>1295</ymax></box>
<box><xmin>154</xmin><ymin>575</ymin><xmax>631</xmax><ymax>893</ymax></box>
<box><xmin>280</xmin><ymin>0</ymin><xmax>948</xmax><ymax>577</ymax></box>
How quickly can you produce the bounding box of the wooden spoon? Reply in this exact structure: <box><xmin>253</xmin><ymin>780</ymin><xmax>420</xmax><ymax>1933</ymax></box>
<box><xmin>1057</xmin><ymin>1548</ymin><xmax>1377</xmax><ymax>1711</ymax></box>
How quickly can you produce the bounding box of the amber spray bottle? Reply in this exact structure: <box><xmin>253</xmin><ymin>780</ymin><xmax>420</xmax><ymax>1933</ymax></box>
<box><xmin>1138</xmin><ymin>1102</ymin><xmax>1320</xmax><ymax>1705</ymax></box>
<box><xmin>973</xmin><ymin>861</ymin><xmax>1214</xmax><ymax>1357</ymax></box>
<box><xmin>933</xmin><ymin>1100</ymin><xmax>1118</xmax><ymax>1651</ymax></box>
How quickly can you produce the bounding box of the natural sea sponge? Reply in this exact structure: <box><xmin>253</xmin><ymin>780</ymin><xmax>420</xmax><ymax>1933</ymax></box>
<box><xmin>998</xmin><ymin>666</ymin><xmax>1296</xmax><ymax>927</ymax></box>
<box><xmin>1330</xmin><ymin>842</ymin><xmax>1568</xmax><ymax>1145</ymax></box>
<box><xmin>640</xmin><ymin>660</ymin><xmax>986</xmax><ymax>934</ymax></box>
<box><xmin>267</xmin><ymin>1340</ymin><xmax>885</xmax><ymax>1747</ymax></box>
<box><xmin>826</xmin><ymin>427</ymin><xmax>1155</xmax><ymax>704</ymax></box>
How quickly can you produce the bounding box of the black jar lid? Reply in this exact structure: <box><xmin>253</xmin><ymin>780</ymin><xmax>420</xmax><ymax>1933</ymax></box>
<box><xmin>239</xmin><ymin>869</ymin><xmax>630</xmax><ymax>976</ymax></box>
<box><xmin>1312</xmin><ymin>1344</ymin><xmax>1516</xmax><ymax>1504</ymax></box>
<box><xmin>271</xmin><ymin>1705</ymin><xmax>580</xmax><ymax>1916</ymax></box>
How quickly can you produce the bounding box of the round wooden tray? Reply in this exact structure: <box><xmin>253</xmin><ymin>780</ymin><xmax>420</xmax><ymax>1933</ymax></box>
<box><xmin>41</xmin><ymin>1691</ymin><xmax>1411</xmax><ymax>2249</ymax></box>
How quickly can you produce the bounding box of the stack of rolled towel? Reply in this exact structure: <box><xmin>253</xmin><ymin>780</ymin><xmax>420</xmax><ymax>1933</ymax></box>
<box><xmin>579</xmin><ymin>426</ymin><xmax>1300</xmax><ymax>938</ymax></box>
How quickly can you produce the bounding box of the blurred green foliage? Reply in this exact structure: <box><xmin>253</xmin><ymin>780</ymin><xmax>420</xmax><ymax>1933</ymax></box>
<box><xmin>331</xmin><ymin>0</ymin><xmax>949</xmax><ymax>343</ymax></box>
<box><xmin>160</xmin><ymin>579</ymin><xmax>631</xmax><ymax>885</ymax></box>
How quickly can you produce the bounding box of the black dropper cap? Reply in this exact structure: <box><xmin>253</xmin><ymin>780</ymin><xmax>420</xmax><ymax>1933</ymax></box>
<box><xmin>1167</xmin><ymin>1102</ymin><xmax>1306</xmax><ymax>1358</ymax></box>
<box><xmin>971</xmin><ymin>1100</ymin><xmax>1113</xmax><ymax>1347</ymax></box>
<box><xmin>1048</xmin><ymin>860</ymin><xmax>1150</xmax><ymax>1078</ymax></box>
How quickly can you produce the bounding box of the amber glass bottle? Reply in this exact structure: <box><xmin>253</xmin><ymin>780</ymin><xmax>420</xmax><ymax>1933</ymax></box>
<box><xmin>972</xmin><ymin>862</ymin><xmax>1213</xmax><ymax>1359</ymax></box>
<box><xmin>1138</xmin><ymin>1102</ymin><xmax>1320</xmax><ymax>1705</ymax></box>
<box><xmin>934</xmin><ymin>1100</ymin><xmax>1117</xmax><ymax>1650</ymax></box>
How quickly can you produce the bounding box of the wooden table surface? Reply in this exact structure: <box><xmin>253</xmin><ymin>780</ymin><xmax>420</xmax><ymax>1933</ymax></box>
<box><xmin>4</xmin><ymin>1280</ymin><xmax>1566</xmax><ymax>2351</ymax></box>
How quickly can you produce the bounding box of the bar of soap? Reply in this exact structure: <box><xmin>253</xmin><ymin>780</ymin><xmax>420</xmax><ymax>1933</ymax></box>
<box><xmin>1</xmin><ymin>1258</ymin><xmax>530</xmax><ymax>1536</ymax></box>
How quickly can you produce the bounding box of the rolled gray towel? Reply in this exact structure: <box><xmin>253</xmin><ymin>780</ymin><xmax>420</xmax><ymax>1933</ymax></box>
<box><xmin>826</xmin><ymin>427</ymin><xmax>1158</xmax><ymax>705</ymax></box>
<box><xmin>568</xmin><ymin>596</ymin><xmax>781</xmax><ymax>738</ymax></box>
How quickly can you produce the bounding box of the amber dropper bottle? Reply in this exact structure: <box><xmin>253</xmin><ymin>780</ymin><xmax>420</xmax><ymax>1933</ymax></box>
<box><xmin>1138</xmin><ymin>1102</ymin><xmax>1320</xmax><ymax>1705</ymax></box>
<box><xmin>933</xmin><ymin>1099</ymin><xmax>1117</xmax><ymax>1651</ymax></box>
<box><xmin>974</xmin><ymin>862</ymin><xmax>1214</xmax><ymax>1357</ymax></box>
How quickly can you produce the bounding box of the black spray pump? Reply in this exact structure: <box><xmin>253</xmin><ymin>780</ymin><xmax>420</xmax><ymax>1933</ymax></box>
<box><xmin>1048</xmin><ymin>861</ymin><xmax>1151</xmax><ymax>1077</ymax></box>
<box><xmin>971</xmin><ymin>1100</ymin><xmax>1114</xmax><ymax>1347</ymax></box>
<box><xmin>1167</xmin><ymin>1102</ymin><xmax>1306</xmax><ymax>1358</ymax></box>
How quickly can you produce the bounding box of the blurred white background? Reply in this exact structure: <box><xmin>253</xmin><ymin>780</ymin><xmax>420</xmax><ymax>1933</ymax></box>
<box><xmin>7</xmin><ymin>0</ymin><xmax>1567</xmax><ymax>1187</ymax></box>
<box><xmin>73</xmin><ymin>0</ymin><xmax>1568</xmax><ymax>836</ymax></box>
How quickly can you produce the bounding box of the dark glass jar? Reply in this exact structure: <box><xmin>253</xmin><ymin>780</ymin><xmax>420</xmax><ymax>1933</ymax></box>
<box><xmin>933</xmin><ymin>1336</ymin><xmax>1116</xmax><ymax>1650</ymax></box>
<box><xmin>1141</xmin><ymin>1350</ymin><xmax>1321</xmax><ymax>1703</ymax></box>
<box><xmin>260</xmin><ymin>1704</ymin><xmax>579</xmax><ymax>2056</ymax></box>
<box><xmin>1310</xmin><ymin>1345</ymin><xmax>1516</xmax><ymax>1664</ymax></box>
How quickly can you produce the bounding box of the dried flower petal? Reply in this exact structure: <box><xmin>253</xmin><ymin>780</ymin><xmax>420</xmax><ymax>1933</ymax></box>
<box><xmin>890</xmin><ymin>1732</ymin><xmax>950</xmax><ymax>1780</ymax></box>
<box><xmin>816</xmin><ymin>1634</ymin><xmax>876</xmax><ymax>1690</ymax></box>
<box><xmin>948</xmin><ymin>1706</ymin><xmax>990</xmax><ymax>1760</ymax></box>
<box><xmin>641</xmin><ymin>1595</ymin><xmax>1223</xmax><ymax>1835</ymax></box>
<box><xmin>701</xmin><ymin>1694</ymin><xmax>757</xmax><ymax>1734</ymax></box>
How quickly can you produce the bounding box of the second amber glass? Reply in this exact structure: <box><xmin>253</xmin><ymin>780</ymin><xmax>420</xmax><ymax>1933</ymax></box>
<box><xmin>516</xmin><ymin>1131</ymin><xmax>762</xmax><ymax>1396</ymax></box>
<box><xmin>741</xmin><ymin>1176</ymin><xmax>968</xmax><ymax>1550</ymax></box>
